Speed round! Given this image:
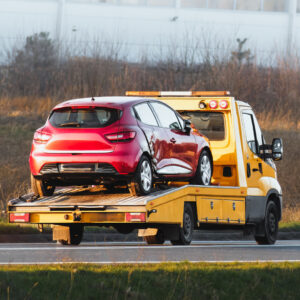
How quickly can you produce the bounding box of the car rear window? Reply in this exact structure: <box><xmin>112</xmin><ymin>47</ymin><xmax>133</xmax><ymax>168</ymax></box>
<box><xmin>49</xmin><ymin>107</ymin><xmax>120</xmax><ymax>128</ymax></box>
<box><xmin>180</xmin><ymin>111</ymin><xmax>225</xmax><ymax>140</ymax></box>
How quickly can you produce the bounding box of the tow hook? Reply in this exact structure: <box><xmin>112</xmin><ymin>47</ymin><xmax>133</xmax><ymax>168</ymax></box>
<box><xmin>73</xmin><ymin>212</ymin><xmax>82</xmax><ymax>221</ymax></box>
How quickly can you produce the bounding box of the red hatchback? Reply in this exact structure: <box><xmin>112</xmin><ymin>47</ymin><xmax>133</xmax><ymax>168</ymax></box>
<box><xmin>30</xmin><ymin>97</ymin><xmax>212</xmax><ymax>196</ymax></box>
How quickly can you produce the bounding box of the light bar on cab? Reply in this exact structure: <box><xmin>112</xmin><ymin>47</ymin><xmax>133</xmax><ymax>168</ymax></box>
<box><xmin>126</xmin><ymin>91</ymin><xmax>231</xmax><ymax>97</ymax></box>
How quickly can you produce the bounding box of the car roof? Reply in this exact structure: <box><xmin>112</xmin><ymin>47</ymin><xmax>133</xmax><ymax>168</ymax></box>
<box><xmin>53</xmin><ymin>96</ymin><xmax>155</xmax><ymax>110</ymax></box>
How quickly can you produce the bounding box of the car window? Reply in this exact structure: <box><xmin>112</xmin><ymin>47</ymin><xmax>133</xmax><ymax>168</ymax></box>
<box><xmin>134</xmin><ymin>103</ymin><xmax>158</xmax><ymax>126</ymax></box>
<box><xmin>49</xmin><ymin>107</ymin><xmax>120</xmax><ymax>128</ymax></box>
<box><xmin>180</xmin><ymin>111</ymin><xmax>225</xmax><ymax>140</ymax></box>
<box><xmin>150</xmin><ymin>102</ymin><xmax>181</xmax><ymax>130</ymax></box>
<box><xmin>242</xmin><ymin>112</ymin><xmax>258</xmax><ymax>154</ymax></box>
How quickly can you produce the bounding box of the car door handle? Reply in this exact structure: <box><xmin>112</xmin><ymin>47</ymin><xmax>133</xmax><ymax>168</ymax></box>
<box><xmin>170</xmin><ymin>138</ymin><xmax>176</xmax><ymax>144</ymax></box>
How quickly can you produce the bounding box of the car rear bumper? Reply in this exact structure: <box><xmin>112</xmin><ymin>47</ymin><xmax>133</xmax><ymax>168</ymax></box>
<box><xmin>30</xmin><ymin>144</ymin><xmax>141</xmax><ymax>176</ymax></box>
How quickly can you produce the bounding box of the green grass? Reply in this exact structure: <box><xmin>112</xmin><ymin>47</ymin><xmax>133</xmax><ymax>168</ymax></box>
<box><xmin>0</xmin><ymin>262</ymin><xmax>299</xmax><ymax>299</ymax></box>
<box><xmin>279</xmin><ymin>222</ymin><xmax>300</xmax><ymax>232</ymax></box>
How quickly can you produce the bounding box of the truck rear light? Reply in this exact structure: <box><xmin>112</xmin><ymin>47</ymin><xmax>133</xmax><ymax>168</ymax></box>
<box><xmin>33</xmin><ymin>131</ymin><xmax>52</xmax><ymax>143</ymax></box>
<box><xmin>209</xmin><ymin>100</ymin><xmax>218</xmax><ymax>109</ymax></box>
<box><xmin>219</xmin><ymin>100</ymin><xmax>229</xmax><ymax>109</ymax></box>
<box><xmin>125</xmin><ymin>212</ymin><xmax>146</xmax><ymax>222</ymax></box>
<box><xmin>105</xmin><ymin>131</ymin><xmax>136</xmax><ymax>143</ymax></box>
<box><xmin>9</xmin><ymin>213</ymin><xmax>30</xmax><ymax>223</ymax></box>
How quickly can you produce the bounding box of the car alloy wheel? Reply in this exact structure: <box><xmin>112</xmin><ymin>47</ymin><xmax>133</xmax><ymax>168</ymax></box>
<box><xmin>131</xmin><ymin>155</ymin><xmax>153</xmax><ymax>196</ymax></box>
<box><xmin>200</xmin><ymin>153</ymin><xmax>212</xmax><ymax>186</ymax></box>
<box><xmin>140</xmin><ymin>160</ymin><xmax>152</xmax><ymax>192</ymax></box>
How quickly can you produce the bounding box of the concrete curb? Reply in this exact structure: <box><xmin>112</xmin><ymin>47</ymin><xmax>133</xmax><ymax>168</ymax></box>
<box><xmin>0</xmin><ymin>231</ymin><xmax>299</xmax><ymax>243</ymax></box>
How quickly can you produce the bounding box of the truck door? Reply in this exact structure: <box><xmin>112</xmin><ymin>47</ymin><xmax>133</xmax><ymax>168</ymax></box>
<box><xmin>240</xmin><ymin>110</ymin><xmax>264</xmax><ymax>188</ymax></box>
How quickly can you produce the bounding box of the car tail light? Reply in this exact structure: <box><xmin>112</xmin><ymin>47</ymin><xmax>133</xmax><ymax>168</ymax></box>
<box><xmin>125</xmin><ymin>212</ymin><xmax>146</xmax><ymax>222</ymax></box>
<box><xmin>219</xmin><ymin>100</ymin><xmax>229</xmax><ymax>109</ymax></box>
<box><xmin>209</xmin><ymin>100</ymin><xmax>218</xmax><ymax>109</ymax></box>
<box><xmin>9</xmin><ymin>213</ymin><xmax>30</xmax><ymax>223</ymax></box>
<box><xmin>33</xmin><ymin>131</ymin><xmax>52</xmax><ymax>143</ymax></box>
<box><xmin>105</xmin><ymin>131</ymin><xmax>136</xmax><ymax>143</ymax></box>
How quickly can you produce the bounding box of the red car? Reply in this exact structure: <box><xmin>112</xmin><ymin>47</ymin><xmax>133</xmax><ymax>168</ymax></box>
<box><xmin>30</xmin><ymin>97</ymin><xmax>212</xmax><ymax>196</ymax></box>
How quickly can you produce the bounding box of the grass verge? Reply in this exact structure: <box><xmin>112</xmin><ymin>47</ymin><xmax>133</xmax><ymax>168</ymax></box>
<box><xmin>0</xmin><ymin>262</ymin><xmax>299</xmax><ymax>299</ymax></box>
<box><xmin>279</xmin><ymin>222</ymin><xmax>300</xmax><ymax>232</ymax></box>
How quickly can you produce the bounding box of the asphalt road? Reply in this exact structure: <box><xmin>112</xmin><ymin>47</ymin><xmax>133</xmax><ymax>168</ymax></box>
<box><xmin>0</xmin><ymin>240</ymin><xmax>300</xmax><ymax>264</ymax></box>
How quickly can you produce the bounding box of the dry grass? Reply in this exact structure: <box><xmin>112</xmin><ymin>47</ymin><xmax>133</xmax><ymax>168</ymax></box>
<box><xmin>281</xmin><ymin>206</ymin><xmax>300</xmax><ymax>223</ymax></box>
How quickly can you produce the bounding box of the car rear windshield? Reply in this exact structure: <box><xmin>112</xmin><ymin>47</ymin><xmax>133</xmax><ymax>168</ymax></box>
<box><xmin>180</xmin><ymin>111</ymin><xmax>225</xmax><ymax>140</ymax></box>
<box><xmin>49</xmin><ymin>107</ymin><xmax>121</xmax><ymax>128</ymax></box>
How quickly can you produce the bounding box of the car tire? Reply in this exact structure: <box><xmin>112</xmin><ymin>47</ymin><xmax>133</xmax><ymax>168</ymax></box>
<box><xmin>255</xmin><ymin>201</ymin><xmax>278</xmax><ymax>245</ymax></box>
<box><xmin>31</xmin><ymin>174</ymin><xmax>55</xmax><ymax>197</ymax></box>
<box><xmin>132</xmin><ymin>155</ymin><xmax>153</xmax><ymax>196</ymax></box>
<box><xmin>192</xmin><ymin>149</ymin><xmax>212</xmax><ymax>186</ymax></box>
<box><xmin>171</xmin><ymin>204</ymin><xmax>194</xmax><ymax>245</ymax></box>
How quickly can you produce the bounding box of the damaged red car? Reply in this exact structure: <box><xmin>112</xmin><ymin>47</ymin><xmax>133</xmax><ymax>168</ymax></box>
<box><xmin>30</xmin><ymin>97</ymin><xmax>212</xmax><ymax>196</ymax></box>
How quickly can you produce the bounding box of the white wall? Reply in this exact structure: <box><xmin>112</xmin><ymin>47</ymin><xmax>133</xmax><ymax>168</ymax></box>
<box><xmin>0</xmin><ymin>0</ymin><xmax>299</xmax><ymax>62</ymax></box>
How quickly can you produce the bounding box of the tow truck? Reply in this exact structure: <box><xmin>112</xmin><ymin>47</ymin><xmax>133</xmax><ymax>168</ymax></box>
<box><xmin>7</xmin><ymin>91</ymin><xmax>283</xmax><ymax>245</ymax></box>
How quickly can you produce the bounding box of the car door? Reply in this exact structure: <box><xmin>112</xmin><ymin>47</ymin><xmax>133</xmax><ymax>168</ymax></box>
<box><xmin>133</xmin><ymin>102</ymin><xmax>171</xmax><ymax>173</ymax></box>
<box><xmin>150</xmin><ymin>101</ymin><xmax>197</xmax><ymax>175</ymax></box>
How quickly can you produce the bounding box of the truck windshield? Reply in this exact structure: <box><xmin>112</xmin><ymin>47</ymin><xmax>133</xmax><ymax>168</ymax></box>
<box><xmin>49</xmin><ymin>107</ymin><xmax>120</xmax><ymax>128</ymax></box>
<box><xmin>180</xmin><ymin>111</ymin><xmax>225</xmax><ymax>141</ymax></box>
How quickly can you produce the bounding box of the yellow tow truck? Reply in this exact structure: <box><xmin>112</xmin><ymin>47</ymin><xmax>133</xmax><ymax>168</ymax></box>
<box><xmin>7</xmin><ymin>91</ymin><xmax>283</xmax><ymax>245</ymax></box>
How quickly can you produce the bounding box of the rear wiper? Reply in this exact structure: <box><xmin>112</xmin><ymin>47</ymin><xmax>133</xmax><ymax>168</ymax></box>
<box><xmin>59</xmin><ymin>122</ymin><xmax>81</xmax><ymax>127</ymax></box>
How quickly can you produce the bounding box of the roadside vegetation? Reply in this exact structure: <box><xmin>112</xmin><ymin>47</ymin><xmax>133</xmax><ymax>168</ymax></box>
<box><xmin>0</xmin><ymin>32</ymin><xmax>299</xmax><ymax>220</ymax></box>
<box><xmin>0</xmin><ymin>262</ymin><xmax>300</xmax><ymax>299</ymax></box>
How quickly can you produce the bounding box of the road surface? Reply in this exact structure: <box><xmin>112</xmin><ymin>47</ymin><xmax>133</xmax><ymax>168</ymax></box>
<box><xmin>0</xmin><ymin>240</ymin><xmax>300</xmax><ymax>264</ymax></box>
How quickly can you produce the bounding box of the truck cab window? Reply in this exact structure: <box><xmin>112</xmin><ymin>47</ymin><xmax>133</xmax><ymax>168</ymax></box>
<box><xmin>242</xmin><ymin>113</ymin><xmax>258</xmax><ymax>154</ymax></box>
<box><xmin>179</xmin><ymin>111</ymin><xmax>225</xmax><ymax>140</ymax></box>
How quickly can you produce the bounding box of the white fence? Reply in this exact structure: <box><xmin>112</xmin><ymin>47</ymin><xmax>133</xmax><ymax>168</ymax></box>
<box><xmin>1</xmin><ymin>0</ymin><xmax>300</xmax><ymax>61</ymax></box>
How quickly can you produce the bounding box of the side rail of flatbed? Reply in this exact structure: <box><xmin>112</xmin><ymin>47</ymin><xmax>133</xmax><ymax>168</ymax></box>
<box><xmin>8</xmin><ymin>185</ymin><xmax>246</xmax><ymax>228</ymax></box>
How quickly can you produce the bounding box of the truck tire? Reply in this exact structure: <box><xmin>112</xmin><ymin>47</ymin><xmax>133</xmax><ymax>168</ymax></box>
<box><xmin>144</xmin><ymin>229</ymin><xmax>165</xmax><ymax>245</ymax></box>
<box><xmin>131</xmin><ymin>155</ymin><xmax>153</xmax><ymax>196</ymax></box>
<box><xmin>171</xmin><ymin>204</ymin><xmax>194</xmax><ymax>245</ymax></box>
<box><xmin>192</xmin><ymin>149</ymin><xmax>212</xmax><ymax>186</ymax></box>
<box><xmin>31</xmin><ymin>174</ymin><xmax>55</xmax><ymax>197</ymax></box>
<box><xmin>254</xmin><ymin>201</ymin><xmax>278</xmax><ymax>245</ymax></box>
<box><xmin>59</xmin><ymin>225</ymin><xmax>83</xmax><ymax>246</ymax></box>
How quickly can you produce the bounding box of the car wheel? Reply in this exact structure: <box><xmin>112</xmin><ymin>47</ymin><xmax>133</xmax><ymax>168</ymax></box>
<box><xmin>171</xmin><ymin>204</ymin><xmax>194</xmax><ymax>245</ymax></box>
<box><xmin>31</xmin><ymin>174</ymin><xmax>55</xmax><ymax>197</ymax></box>
<box><xmin>255</xmin><ymin>201</ymin><xmax>278</xmax><ymax>245</ymax></box>
<box><xmin>192</xmin><ymin>149</ymin><xmax>212</xmax><ymax>186</ymax></box>
<box><xmin>132</xmin><ymin>155</ymin><xmax>153</xmax><ymax>196</ymax></box>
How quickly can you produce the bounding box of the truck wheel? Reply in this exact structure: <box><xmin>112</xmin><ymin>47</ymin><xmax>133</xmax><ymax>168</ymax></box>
<box><xmin>171</xmin><ymin>204</ymin><xmax>194</xmax><ymax>245</ymax></box>
<box><xmin>31</xmin><ymin>174</ymin><xmax>55</xmax><ymax>197</ymax></box>
<box><xmin>144</xmin><ymin>229</ymin><xmax>165</xmax><ymax>245</ymax></box>
<box><xmin>192</xmin><ymin>149</ymin><xmax>212</xmax><ymax>186</ymax></box>
<box><xmin>255</xmin><ymin>201</ymin><xmax>278</xmax><ymax>245</ymax></box>
<box><xmin>131</xmin><ymin>155</ymin><xmax>153</xmax><ymax>196</ymax></box>
<box><xmin>59</xmin><ymin>225</ymin><xmax>83</xmax><ymax>246</ymax></box>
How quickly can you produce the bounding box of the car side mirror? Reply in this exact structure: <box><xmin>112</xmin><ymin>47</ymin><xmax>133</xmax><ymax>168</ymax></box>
<box><xmin>272</xmin><ymin>138</ymin><xmax>283</xmax><ymax>161</ymax></box>
<box><xmin>184</xmin><ymin>119</ymin><xmax>191</xmax><ymax>135</ymax></box>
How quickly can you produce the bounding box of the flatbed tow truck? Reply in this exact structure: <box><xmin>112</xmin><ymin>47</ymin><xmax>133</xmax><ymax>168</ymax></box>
<box><xmin>7</xmin><ymin>91</ymin><xmax>283</xmax><ymax>245</ymax></box>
